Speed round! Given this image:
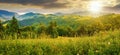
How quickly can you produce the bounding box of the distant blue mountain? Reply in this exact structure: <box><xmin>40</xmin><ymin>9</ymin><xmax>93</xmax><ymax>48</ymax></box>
<box><xmin>0</xmin><ymin>10</ymin><xmax>18</xmax><ymax>20</ymax></box>
<box><xmin>0</xmin><ymin>10</ymin><xmax>16</xmax><ymax>16</ymax></box>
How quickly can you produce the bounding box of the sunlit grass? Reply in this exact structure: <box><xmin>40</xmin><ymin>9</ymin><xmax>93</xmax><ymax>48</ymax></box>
<box><xmin>0</xmin><ymin>30</ymin><xmax>120</xmax><ymax>55</ymax></box>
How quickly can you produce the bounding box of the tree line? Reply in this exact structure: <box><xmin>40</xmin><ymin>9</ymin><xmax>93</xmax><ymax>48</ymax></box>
<box><xmin>0</xmin><ymin>14</ymin><xmax>120</xmax><ymax>39</ymax></box>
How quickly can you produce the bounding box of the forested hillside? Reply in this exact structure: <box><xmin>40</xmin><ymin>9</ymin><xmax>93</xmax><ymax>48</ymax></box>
<box><xmin>0</xmin><ymin>14</ymin><xmax>120</xmax><ymax>39</ymax></box>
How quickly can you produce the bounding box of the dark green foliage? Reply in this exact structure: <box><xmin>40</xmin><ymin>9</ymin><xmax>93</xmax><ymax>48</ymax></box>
<box><xmin>46</xmin><ymin>21</ymin><xmax>58</xmax><ymax>38</ymax></box>
<box><xmin>76</xmin><ymin>25</ymin><xmax>88</xmax><ymax>36</ymax></box>
<box><xmin>0</xmin><ymin>20</ymin><xmax>4</xmax><ymax>39</ymax></box>
<box><xmin>57</xmin><ymin>26</ymin><xmax>69</xmax><ymax>36</ymax></box>
<box><xmin>20</xmin><ymin>26</ymin><xmax>34</xmax><ymax>31</ymax></box>
<box><xmin>35</xmin><ymin>23</ymin><xmax>46</xmax><ymax>37</ymax></box>
<box><xmin>0</xmin><ymin>20</ymin><xmax>4</xmax><ymax>31</ymax></box>
<box><xmin>7</xmin><ymin>16</ymin><xmax>19</xmax><ymax>34</ymax></box>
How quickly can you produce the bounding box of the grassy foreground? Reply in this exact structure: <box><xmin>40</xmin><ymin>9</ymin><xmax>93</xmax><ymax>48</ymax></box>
<box><xmin>0</xmin><ymin>31</ymin><xmax>120</xmax><ymax>55</ymax></box>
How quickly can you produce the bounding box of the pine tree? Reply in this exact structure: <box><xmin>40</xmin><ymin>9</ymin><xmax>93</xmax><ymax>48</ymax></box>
<box><xmin>7</xmin><ymin>16</ymin><xmax>19</xmax><ymax>34</ymax></box>
<box><xmin>0</xmin><ymin>20</ymin><xmax>4</xmax><ymax>32</ymax></box>
<box><xmin>0</xmin><ymin>20</ymin><xmax>4</xmax><ymax>39</ymax></box>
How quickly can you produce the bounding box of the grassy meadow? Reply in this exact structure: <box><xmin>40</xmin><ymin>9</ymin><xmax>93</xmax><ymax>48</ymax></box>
<box><xmin>0</xmin><ymin>13</ymin><xmax>120</xmax><ymax>55</ymax></box>
<box><xmin>0</xmin><ymin>30</ymin><xmax>120</xmax><ymax>55</ymax></box>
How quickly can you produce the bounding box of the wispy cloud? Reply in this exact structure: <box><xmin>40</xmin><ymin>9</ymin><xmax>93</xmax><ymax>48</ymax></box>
<box><xmin>0</xmin><ymin>0</ymin><xmax>68</xmax><ymax>8</ymax></box>
<box><xmin>0</xmin><ymin>0</ymin><xmax>119</xmax><ymax>13</ymax></box>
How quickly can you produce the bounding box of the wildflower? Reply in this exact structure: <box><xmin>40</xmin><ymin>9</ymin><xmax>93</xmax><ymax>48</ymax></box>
<box><xmin>96</xmin><ymin>50</ymin><xmax>99</xmax><ymax>52</ymax></box>
<box><xmin>108</xmin><ymin>42</ymin><xmax>110</xmax><ymax>45</ymax></box>
<box><xmin>77</xmin><ymin>53</ymin><xmax>79</xmax><ymax>55</ymax></box>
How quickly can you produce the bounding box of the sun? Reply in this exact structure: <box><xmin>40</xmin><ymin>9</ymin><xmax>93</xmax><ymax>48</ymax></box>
<box><xmin>88</xmin><ymin>1</ymin><xmax>103</xmax><ymax>13</ymax></box>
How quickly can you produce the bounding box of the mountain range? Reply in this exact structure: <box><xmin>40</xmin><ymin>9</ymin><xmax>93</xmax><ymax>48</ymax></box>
<box><xmin>0</xmin><ymin>10</ymin><xmax>60</xmax><ymax>21</ymax></box>
<box><xmin>0</xmin><ymin>10</ymin><xmax>67</xmax><ymax>26</ymax></box>
<box><xmin>0</xmin><ymin>10</ymin><xmax>117</xmax><ymax>26</ymax></box>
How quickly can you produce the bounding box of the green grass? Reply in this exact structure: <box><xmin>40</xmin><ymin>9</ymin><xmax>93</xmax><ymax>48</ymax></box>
<box><xmin>0</xmin><ymin>30</ymin><xmax>120</xmax><ymax>55</ymax></box>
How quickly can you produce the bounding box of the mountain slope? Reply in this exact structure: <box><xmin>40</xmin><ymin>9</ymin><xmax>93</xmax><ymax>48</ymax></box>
<box><xmin>0</xmin><ymin>10</ymin><xmax>18</xmax><ymax>20</ymax></box>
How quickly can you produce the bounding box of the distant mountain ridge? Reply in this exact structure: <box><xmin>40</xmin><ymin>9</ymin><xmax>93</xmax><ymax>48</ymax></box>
<box><xmin>0</xmin><ymin>10</ymin><xmax>53</xmax><ymax>21</ymax></box>
<box><xmin>1</xmin><ymin>10</ymin><xmax>118</xmax><ymax>26</ymax></box>
<box><xmin>0</xmin><ymin>10</ymin><xmax>18</xmax><ymax>20</ymax></box>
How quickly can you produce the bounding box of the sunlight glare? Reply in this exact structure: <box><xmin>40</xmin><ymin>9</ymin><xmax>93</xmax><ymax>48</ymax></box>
<box><xmin>89</xmin><ymin>1</ymin><xmax>103</xmax><ymax>13</ymax></box>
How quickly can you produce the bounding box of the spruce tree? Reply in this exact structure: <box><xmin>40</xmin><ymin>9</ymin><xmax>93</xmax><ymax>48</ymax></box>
<box><xmin>7</xmin><ymin>16</ymin><xmax>19</xmax><ymax>34</ymax></box>
<box><xmin>0</xmin><ymin>20</ymin><xmax>4</xmax><ymax>39</ymax></box>
<box><xmin>0</xmin><ymin>20</ymin><xmax>4</xmax><ymax>32</ymax></box>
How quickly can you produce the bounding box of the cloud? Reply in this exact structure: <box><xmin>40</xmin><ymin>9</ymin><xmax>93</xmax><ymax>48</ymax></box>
<box><xmin>0</xmin><ymin>0</ymin><xmax>93</xmax><ymax>9</ymax></box>
<box><xmin>0</xmin><ymin>0</ymin><xmax>118</xmax><ymax>9</ymax></box>
<box><xmin>106</xmin><ymin>3</ymin><xmax>120</xmax><ymax>9</ymax></box>
<box><xmin>113</xmin><ymin>4</ymin><xmax>120</xmax><ymax>9</ymax></box>
<box><xmin>103</xmin><ymin>3</ymin><xmax>120</xmax><ymax>13</ymax></box>
<box><xmin>117</xmin><ymin>0</ymin><xmax>120</xmax><ymax>3</ymax></box>
<box><xmin>0</xmin><ymin>0</ymin><xmax>68</xmax><ymax>8</ymax></box>
<box><xmin>0</xmin><ymin>0</ymin><xmax>119</xmax><ymax>13</ymax></box>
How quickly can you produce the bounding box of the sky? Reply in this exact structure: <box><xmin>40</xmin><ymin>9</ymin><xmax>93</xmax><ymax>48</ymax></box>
<box><xmin>0</xmin><ymin>0</ymin><xmax>120</xmax><ymax>14</ymax></box>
